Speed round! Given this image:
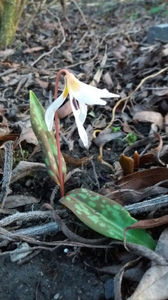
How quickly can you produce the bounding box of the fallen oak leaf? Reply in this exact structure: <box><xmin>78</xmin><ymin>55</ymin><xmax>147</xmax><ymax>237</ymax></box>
<box><xmin>1</xmin><ymin>195</ymin><xmax>39</xmax><ymax>209</ymax></box>
<box><xmin>23</xmin><ymin>46</ymin><xmax>44</xmax><ymax>54</ymax></box>
<box><xmin>0</xmin><ymin>133</ymin><xmax>19</xmax><ymax>142</ymax></box>
<box><xmin>93</xmin><ymin>129</ymin><xmax>124</xmax><ymax>147</ymax></box>
<box><xmin>0</xmin><ymin>49</ymin><xmax>15</xmax><ymax>58</ymax></box>
<box><xmin>11</xmin><ymin>161</ymin><xmax>46</xmax><ymax>183</ymax></box>
<box><xmin>127</xmin><ymin>228</ymin><xmax>168</xmax><ymax>300</ymax></box>
<box><xmin>125</xmin><ymin>215</ymin><xmax>168</xmax><ymax>231</ymax></box>
<box><xmin>18</xmin><ymin>127</ymin><xmax>38</xmax><ymax>145</ymax></box>
<box><xmin>133</xmin><ymin>111</ymin><xmax>163</xmax><ymax>129</ymax></box>
<box><xmin>62</xmin><ymin>153</ymin><xmax>93</xmax><ymax>166</ymax></box>
<box><xmin>118</xmin><ymin>167</ymin><xmax>168</xmax><ymax>190</ymax></box>
<box><xmin>120</xmin><ymin>132</ymin><xmax>164</xmax><ymax>175</ymax></box>
<box><xmin>119</xmin><ymin>154</ymin><xmax>134</xmax><ymax>175</ymax></box>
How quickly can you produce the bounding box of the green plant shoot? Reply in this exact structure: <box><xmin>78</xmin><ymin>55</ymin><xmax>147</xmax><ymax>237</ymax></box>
<box><xmin>30</xmin><ymin>90</ymin><xmax>66</xmax><ymax>187</ymax></box>
<box><xmin>125</xmin><ymin>132</ymin><xmax>137</xmax><ymax>145</ymax></box>
<box><xmin>60</xmin><ymin>188</ymin><xmax>156</xmax><ymax>250</ymax></box>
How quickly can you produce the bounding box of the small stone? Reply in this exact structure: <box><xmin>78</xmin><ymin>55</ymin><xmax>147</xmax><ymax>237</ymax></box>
<box><xmin>147</xmin><ymin>24</ymin><xmax>168</xmax><ymax>44</ymax></box>
<box><xmin>53</xmin><ymin>293</ymin><xmax>60</xmax><ymax>299</ymax></box>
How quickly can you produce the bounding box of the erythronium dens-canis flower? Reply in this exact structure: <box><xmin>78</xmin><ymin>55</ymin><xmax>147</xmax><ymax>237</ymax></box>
<box><xmin>45</xmin><ymin>70</ymin><xmax>120</xmax><ymax>148</ymax></box>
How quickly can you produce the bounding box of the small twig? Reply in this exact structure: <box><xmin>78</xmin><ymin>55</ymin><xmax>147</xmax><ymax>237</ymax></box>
<box><xmin>15</xmin><ymin>222</ymin><xmax>59</xmax><ymax>236</ymax></box>
<box><xmin>31</xmin><ymin>15</ymin><xmax>66</xmax><ymax>66</ymax></box>
<box><xmin>90</xmin><ymin>160</ymin><xmax>100</xmax><ymax>190</ymax></box>
<box><xmin>50</xmin><ymin>186</ymin><xmax>59</xmax><ymax>207</ymax></box>
<box><xmin>125</xmin><ymin>194</ymin><xmax>168</xmax><ymax>215</ymax></box>
<box><xmin>107</xmin><ymin>66</ymin><xmax>168</xmax><ymax>129</ymax></box>
<box><xmin>0</xmin><ymin>141</ymin><xmax>13</xmax><ymax>208</ymax></box>
<box><xmin>0</xmin><ymin>210</ymin><xmax>53</xmax><ymax>227</ymax></box>
<box><xmin>70</xmin><ymin>0</ymin><xmax>88</xmax><ymax>26</ymax></box>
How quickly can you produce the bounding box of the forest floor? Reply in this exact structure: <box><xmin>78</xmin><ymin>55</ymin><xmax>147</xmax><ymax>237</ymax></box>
<box><xmin>0</xmin><ymin>1</ymin><xmax>168</xmax><ymax>299</ymax></box>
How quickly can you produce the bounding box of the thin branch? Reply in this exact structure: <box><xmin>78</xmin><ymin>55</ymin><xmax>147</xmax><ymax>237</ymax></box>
<box><xmin>0</xmin><ymin>141</ymin><xmax>13</xmax><ymax>208</ymax></box>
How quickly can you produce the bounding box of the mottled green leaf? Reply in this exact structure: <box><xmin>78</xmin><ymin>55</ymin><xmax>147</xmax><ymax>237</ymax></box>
<box><xmin>30</xmin><ymin>90</ymin><xmax>66</xmax><ymax>185</ymax></box>
<box><xmin>60</xmin><ymin>188</ymin><xmax>156</xmax><ymax>250</ymax></box>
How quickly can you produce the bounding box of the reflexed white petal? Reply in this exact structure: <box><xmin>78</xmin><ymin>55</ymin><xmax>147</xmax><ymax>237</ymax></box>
<box><xmin>98</xmin><ymin>88</ymin><xmax>120</xmax><ymax>98</ymax></box>
<box><xmin>78</xmin><ymin>102</ymin><xmax>87</xmax><ymax>124</ymax></box>
<box><xmin>70</xmin><ymin>97</ymin><xmax>89</xmax><ymax>148</ymax></box>
<box><xmin>45</xmin><ymin>92</ymin><xmax>66</xmax><ymax>131</ymax></box>
<box><xmin>70</xmin><ymin>82</ymin><xmax>119</xmax><ymax>105</ymax></box>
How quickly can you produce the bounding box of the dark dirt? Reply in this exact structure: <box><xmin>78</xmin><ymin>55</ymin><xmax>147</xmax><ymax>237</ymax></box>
<box><xmin>0</xmin><ymin>251</ymin><xmax>105</xmax><ymax>300</ymax></box>
<box><xmin>0</xmin><ymin>0</ymin><xmax>168</xmax><ymax>299</ymax></box>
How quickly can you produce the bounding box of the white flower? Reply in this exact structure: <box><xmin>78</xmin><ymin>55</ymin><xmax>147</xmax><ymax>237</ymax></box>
<box><xmin>45</xmin><ymin>71</ymin><xmax>119</xmax><ymax>148</ymax></box>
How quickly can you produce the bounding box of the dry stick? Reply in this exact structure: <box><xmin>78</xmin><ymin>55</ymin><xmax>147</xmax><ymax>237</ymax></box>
<box><xmin>125</xmin><ymin>194</ymin><xmax>168</xmax><ymax>215</ymax></box>
<box><xmin>97</xmin><ymin>66</ymin><xmax>168</xmax><ymax>168</ymax></box>
<box><xmin>0</xmin><ymin>210</ymin><xmax>54</xmax><ymax>227</ymax></box>
<box><xmin>107</xmin><ymin>66</ymin><xmax>168</xmax><ymax>129</ymax></box>
<box><xmin>31</xmin><ymin>15</ymin><xmax>66</xmax><ymax>67</ymax></box>
<box><xmin>15</xmin><ymin>222</ymin><xmax>59</xmax><ymax>236</ymax></box>
<box><xmin>70</xmin><ymin>0</ymin><xmax>88</xmax><ymax>26</ymax></box>
<box><xmin>0</xmin><ymin>141</ymin><xmax>13</xmax><ymax>208</ymax></box>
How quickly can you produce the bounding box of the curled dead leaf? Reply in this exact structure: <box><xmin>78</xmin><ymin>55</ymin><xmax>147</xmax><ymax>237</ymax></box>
<box><xmin>125</xmin><ymin>216</ymin><xmax>168</xmax><ymax>236</ymax></box>
<box><xmin>19</xmin><ymin>127</ymin><xmax>38</xmax><ymax>145</ymax></box>
<box><xmin>133</xmin><ymin>111</ymin><xmax>163</xmax><ymax>129</ymax></box>
<box><xmin>128</xmin><ymin>229</ymin><xmax>168</xmax><ymax>300</ymax></box>
<box><xmin>118</xmin><ymin>167</ymin><xmax>168</xmax><ymax>190</ymax></box>
<box><xmin>119</xmin><ymin>154</ymin><xmax>134</xmax><ymax>175</ymax></box>
<box><xmin>11</xmin><ymin>161</ymin><xmax>46</xmax><ymax>183</ymax></box>
<box><xmin>2</xmin><ymin>195</ymin><xmax>39</xmax><ymax>209</ymax></box>
<box><xmin>63</xmin><ymin>153</ymin><xmax>93</xmax><ymax>166</ymax></box>
<box><xmin>93</xmin><ymin>129</ymin><xmax>124</xmax><ymax>147</ymax></box>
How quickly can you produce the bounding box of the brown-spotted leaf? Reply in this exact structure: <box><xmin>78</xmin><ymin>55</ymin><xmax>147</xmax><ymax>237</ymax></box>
<box><xmin>30</xmin><ymin>91</ymin><xmax>66</xmax><ymax>185</ymax></box>
<box><xmin>60</xmin><ymin>188</ymin><xmax>156</xmax><ymax>249</ymax></box>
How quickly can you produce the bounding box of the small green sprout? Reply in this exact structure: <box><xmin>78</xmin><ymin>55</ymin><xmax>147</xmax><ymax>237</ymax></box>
<box><xmin>125</xmin><ymin>132</ymin><xmax>137</xmax><ymax>145</ymax></box>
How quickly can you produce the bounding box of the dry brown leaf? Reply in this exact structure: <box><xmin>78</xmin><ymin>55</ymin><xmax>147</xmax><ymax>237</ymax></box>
<box><xmin>103</xmin><ymin>72</ymin><xmax>113</xmax><ymax>89</ymax></box>
<box><xmin>128</xmin><ymin>229</ymin><xmax>168</xmax><ymax>300</ymax></box>
<box><xmin>11</xmin><ymin>161</ymin><xmax>46</xmax><ymax>183</ymax></box>
<box><xmin>23</xmin><ymin>46</ymin><xmax>44</xmax><ymax>54</ymax></box>
<box><xmin>125</xmin><ymin>215</ymin><xmax>168</xmax><ymax>231</ymax></box>
<box><xmin>62</xmin><ymin>50</ymin><xmax>73</xmax><ymax>63</ymax></box>
<box><xmin>118</xmin><ymin>167</ymin><xmax>168</xmax><ymax>190</ymax></box>
<box><xmin>19</xmin><ymin>127</ymin><xmax>38</xmax><ymax>145</ymax></box>
<box><xmin>0</xmin><ymin>133</ymin><xmax>18</xmax><ymax>142</ymax></box>
<box><xmin>2</xmin><ymin>195</ymin><xmax>39</xmax><ymax>209</ymax></box>
<box><xmin>119</xmin><ymin>154</ymin><xmax>134</xmax><ymax>175</ymax></box>
<box><xmin>152</xmin><ymin>87</ymin><xmax>168</xmax><ymax>96</ymax></box>
<box><xmin>94</xmin><ymin>130</ymin><xmax>124</xmax><ymax>147</ymax></box>
<box><xmin>35</xmin><ymin>78</ymin><xmax>49</xmax><ymax>89</ymax></box>
<box><xmin>133</xmin><ymin>111</ymin><xmax>163</xmax><ymax>129</ymax></box>
<box><xmin>63</xmin><ymin>153</ymin><xmax>93</xmax><ymax>166</ymax></box>
<box><xmin>148</xmin><ymin>131</ymin><xmax>163</xmax><ymax>156</ymax></box>
<box><xmin>0</xmin><ymin>49</ymin><xmax>15</xmax><ymax>58</ymax></box>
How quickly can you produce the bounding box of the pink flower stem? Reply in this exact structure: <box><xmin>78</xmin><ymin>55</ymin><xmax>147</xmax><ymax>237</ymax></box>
<box><xmin>54</xmin><ymin>69</ymin><xmax>68</xmax><ymax>197</ymax></box>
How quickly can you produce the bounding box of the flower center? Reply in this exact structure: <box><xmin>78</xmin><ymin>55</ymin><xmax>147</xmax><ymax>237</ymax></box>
<box><xmin>66</xmin><ymin>72</ymin><xmax>80</xmax><ymax>92</ymax></box>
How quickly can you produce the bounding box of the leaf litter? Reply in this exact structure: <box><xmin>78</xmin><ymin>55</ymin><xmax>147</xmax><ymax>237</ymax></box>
<box><xmin>0</xmin><ymin>1</ymin><xmax>168</xmax><ymax>299</ymax></box>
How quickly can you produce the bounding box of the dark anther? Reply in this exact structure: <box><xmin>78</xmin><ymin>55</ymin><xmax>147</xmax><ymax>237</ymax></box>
<box><xmin>72</xmin><ymin>98</ymin><xmax>79</xmax><ymax>110</ymax></box>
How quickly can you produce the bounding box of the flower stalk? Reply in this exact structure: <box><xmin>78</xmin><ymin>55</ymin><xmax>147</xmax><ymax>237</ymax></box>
<box><xmin>54</xmin><ymin>69</ymin><xmax>68</xmax><ymax>197</ymax></box>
